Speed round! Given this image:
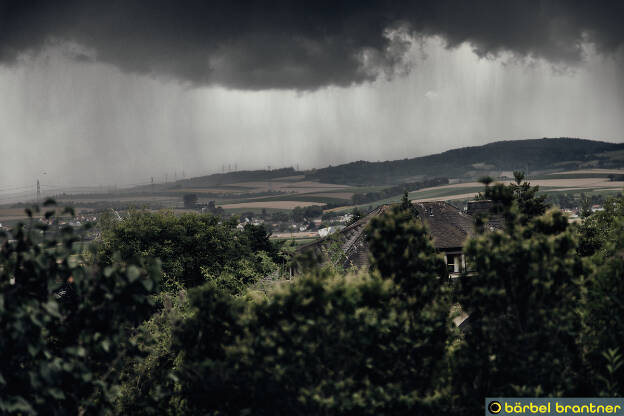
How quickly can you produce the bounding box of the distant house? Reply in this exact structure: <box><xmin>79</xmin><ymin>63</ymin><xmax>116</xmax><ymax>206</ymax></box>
<box><xmin>317</xmin><ymin>225</ymin><xmax>345</xmax><ymax>238</ymax></box>
<box><xmin>297</xmin><ymin>200</ymin><xmax>501</xmax><ymax>277</ymax></box>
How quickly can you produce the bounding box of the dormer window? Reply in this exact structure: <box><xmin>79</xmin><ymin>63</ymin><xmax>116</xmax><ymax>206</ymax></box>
<box><xmin>445</xmin><ymin>252</ymin><xmax>465</xmax><ymax>276</ymax></box>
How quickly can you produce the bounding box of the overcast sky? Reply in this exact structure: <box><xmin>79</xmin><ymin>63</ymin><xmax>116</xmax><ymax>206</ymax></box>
<box><xmin>1</xmin><ymin>1</ymin><xmax>623</xmax><ymax>194</ymax></box>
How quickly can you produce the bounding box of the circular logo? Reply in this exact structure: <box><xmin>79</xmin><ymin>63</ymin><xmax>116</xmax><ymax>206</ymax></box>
<box><xmin>488</xmin><ymin>401</ymin><xmax>502</xmax><ymax>414</ymax></box>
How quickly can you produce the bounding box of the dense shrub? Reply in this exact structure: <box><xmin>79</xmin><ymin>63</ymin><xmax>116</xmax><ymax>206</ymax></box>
<box><xmin>581</xmin><ymin>217</ymin><xmax>624</xmax><ymax>395</ymax></box>
<box><xmin>0</xmin><ymin>203</ymin><xmax>160</xmax><ymax>415</ymax></box>
<box><xmin>576</xmin><ymin>196</ymin><xmax>624</xmax><ymax>257</ymax></box>
<box><xmin>451</xmin><ymin>209</ymin><xmax>590</xmax><ymax>413</ymax></box>
<box><xmin>97</xmin><ymin>210</ymin><xmax>278</xmax><ymax>288</ymax></box>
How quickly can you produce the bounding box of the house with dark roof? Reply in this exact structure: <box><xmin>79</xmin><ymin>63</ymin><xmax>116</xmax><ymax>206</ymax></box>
<box><xmin>297</xmin><ymin>200</ymin><xmax>499</xmax><ymax>277</ymax></box>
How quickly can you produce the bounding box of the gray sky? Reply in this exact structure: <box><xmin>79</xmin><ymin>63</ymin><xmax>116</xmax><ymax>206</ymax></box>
<box><xmin>0</xmin><ymin>1</ymin><xmax>623</xmax><ymax>195</ymax></box>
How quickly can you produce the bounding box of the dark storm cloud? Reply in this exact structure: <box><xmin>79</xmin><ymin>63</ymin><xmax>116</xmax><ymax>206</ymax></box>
<box><xmin>0</xmin><ymin>0</ymin><xmax>623</xmax><ymax>90</ymax></box>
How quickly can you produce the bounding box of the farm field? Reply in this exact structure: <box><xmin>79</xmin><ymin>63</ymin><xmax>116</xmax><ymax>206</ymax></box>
<box><xmin>219</xmin><ymin>200</ymin><xmax>327</xmax><ymax>210</ymax></box>
<box><xmin>324</xmin><ymin>171</ymin><xmax>624</xmax><ymax>213</ymax></box>
<box><xmin>0</xmin><ymin>206</ymin><xmax>96</xmax><ymax>226</ymax></box>
<box><xmin>4</xmin><ymin>167</ymin><xmax>623</xmax><ymax>220</ymax></box>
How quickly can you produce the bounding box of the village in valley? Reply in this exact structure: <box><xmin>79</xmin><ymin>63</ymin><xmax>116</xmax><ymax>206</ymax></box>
<box><xmin>1</xmin><ymin>139</ymin><xmax>622</xmax><ymax>267</ymax></box>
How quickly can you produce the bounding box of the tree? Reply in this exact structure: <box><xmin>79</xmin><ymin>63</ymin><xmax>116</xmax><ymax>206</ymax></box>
<box><xmin>451</xmin><ymin>209</ymin><xmax>590</xmax><ymax>413</ymax></box>
<box><xmin>96</xmin><ymin>210</ymin><xmax>277</xmax><ymax>289</ymax></box>
<box><xmin>399</xmin><ymin>190</ymin><xmax>419</xmax><ymax>218</ymax></box>
<box><xmin>477</xmin><ymin>171</ymin><xmax>548</xmax><ymax>229</ymax></box>
<box><xmin>292</xmin><ymin>206</ymin><xmax>304</xmax><ymax>222</ymax></box>
<box><xmin>367</xmin><ymin>201</ymin><xmax>446</xmax><ymax>296</ymax></box>
<box><xmin>172</xmin><ymin>272</ymin><xmax>451</xmax><ymax>415</ymax></box>
<box><xmin>182</xmin><ymin>193</ymin><xmax>198</xmax><ymax>208</ymax></box>
<box><xmin>577</xmin><ymin>196</ymin><xmax>624</xmax><ymax>257</ymax></box>
<box><xmin>581</xmin><ymin>216</ymin><xmax>624</xmax><ymax>395</ymax></box>
<box><xmin>241</xmin><ymin>223</ymin><xmax>277</xmax><ymax>259</ymax></box>
<box><xmin>0</xmin><ymin>202</ymin><xmax>160</xmax><ymax>415</ymax></box>
<box><xmin>580</xmin><ymin>193</ymin><xmax>593</xmax><ymax>219</ymax></box>
<box><xmin>345</xmin><ymin>207</ymin><xmax>362</xmax><ymax>226</ymax></box>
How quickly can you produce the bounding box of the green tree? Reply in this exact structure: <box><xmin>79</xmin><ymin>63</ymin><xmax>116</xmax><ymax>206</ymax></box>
<box><xmin>117</xmin><ymin>290</ymin><xmax>194</xmax><ymax>415</ymax></box>
<box><xmin>0</xmin><ymin>202</ymin><xmax>160</xmax><ymax>415</ymax></box>
<box><xmin>451</xmin><ymin>209</ymin><xmax>590</xmax><ymax>413</ymax></box>
<box><xmin>477</xmin><ymin>171</ymin><xmax>548</xmax><ymax>229</ymax></box>
<box><xmin>174</xmin><ymin>272</ymin><xmax>450</xmax><ymax>415</ymax></box>
<box><xmin>367</xmin><ymin>199</ymin><xmax>445</xmax><ymax>293</ymax></box>
<box><xmin>580</xmin><ymin>193</ymin><xmax>593</xmax><ymax>219</ymax></box>
<box><xmin>345</xmin><ymin>207</ymin><xmax>362</xmax><ymax>226</ymax></box>
<box><xmin>97</xmin><ymin>210</ymin><xmax>276</xmax><ymax>288</ymax></box>
<box><xmin>577</xmin><ymin>196</ymin><xmax>624</xmax><ymax>257</ymax></box>
<box><xmin>580</xmin><ymin>216</ymin><xmax>624</xmax><ymax>395</ymax></box>
<box><xmin>182</xmin><ymin>193</ymin><xmax>198</xmax><ymax>209</ymax></box>
<box><xmin>241</xmin><ymin>223</ymin><xmax>277</xmax><ymax>258</ymax></box>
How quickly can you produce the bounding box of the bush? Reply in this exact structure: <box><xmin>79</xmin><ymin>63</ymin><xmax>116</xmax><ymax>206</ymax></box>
<box><xmin>451</xmin><ymin>209</ymin><xmax>590</xmax><ymax>413</ymax></box>
<box><xmin>0</xmin><ymin>203</ymin><xmax>160</xmax><ymax>415</ymax></box>
<box><xmin>97</xmin><ymin>210</ymin><xmax>277</xmax><ymax>288</ymax></box>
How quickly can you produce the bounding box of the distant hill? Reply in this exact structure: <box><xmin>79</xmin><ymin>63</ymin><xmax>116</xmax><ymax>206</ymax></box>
<box><xmin>130</xmin><ymin>167</ymin><xmax>299</xmax><ymax>193</ymax></box>
<box><xmin>179</xmin><ymin>167</ymin><xmax>297</xmax><ymax>187</ymax></box>
<box><xmin>129</xmin><ymin>138</ymin><xmax>624</xmax><ymax>192</ymax></box>
<box><xmin>305</xmin><ymin>138</ymin><xmax>624</xmax><ymax>185</ymax></box>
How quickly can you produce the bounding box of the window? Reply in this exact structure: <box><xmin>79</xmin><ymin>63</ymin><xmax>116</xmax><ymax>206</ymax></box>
<box><xmin>446</xmin><ymin>253</ymin><xmax>461</xmax><ymax>274</ymax></box>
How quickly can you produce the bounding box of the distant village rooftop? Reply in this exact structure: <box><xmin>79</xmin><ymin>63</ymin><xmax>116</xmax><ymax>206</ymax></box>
<box><xmin>297</xmin><ymin>200</ymin><xmax>502</xmax><ymax>275</ymax></box>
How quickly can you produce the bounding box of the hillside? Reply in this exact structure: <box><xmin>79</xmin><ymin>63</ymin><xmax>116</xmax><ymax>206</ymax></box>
<box><xmin>126</xmin><ymin>138</ymin><xmax>624</xmax><ymax>190</ymax></box>
<box><xmin>305</xmin><ymin>138</ymin><xmax>624</xmax><ymax>185</ymax></box>
<box><xmin>23</xmin><ymin>137</ymin><xmax>623</xmax><ymax>218</ymax></box>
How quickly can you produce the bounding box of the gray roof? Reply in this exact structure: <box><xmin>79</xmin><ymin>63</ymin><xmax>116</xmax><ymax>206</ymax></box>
<box><xmin>413</xmin><ymin>201</ymin><xmax>475</xmax><ymax>250</ymax></box>
<box><xmin>297</xmin><ymin>201</ymin><xmax>498</xmax><ymax>270</ymax></box>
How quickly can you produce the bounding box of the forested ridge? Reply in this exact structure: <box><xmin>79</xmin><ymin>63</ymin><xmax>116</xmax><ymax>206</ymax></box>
<box><xmin>124</xmin><ymin>138</ymin><xmax>624</xmax><ymax>189</ymax></box>
<box><xmin>306</xmin><ymin>138</ymin><xmax>624</xmax><ymax>184</ymax></box>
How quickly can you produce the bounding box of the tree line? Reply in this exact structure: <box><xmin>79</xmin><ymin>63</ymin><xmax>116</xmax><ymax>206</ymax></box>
<box><xmin>351</xmin><ymin>177</ymin><xmax>449</xmax><ymax>205</ymax></box>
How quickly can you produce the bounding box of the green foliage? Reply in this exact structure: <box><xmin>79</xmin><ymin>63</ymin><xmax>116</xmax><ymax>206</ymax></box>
<box><xmin>96</xmin><ymin>210</ymin><xmax>277</xmax><ymax>288</ymax></box>
<box><xmin>207</xmin><ymin>251</ymin><xmax>278</xmax><ymax>295</ymax></box>
<box><xmin>292</xmin><ymin>205</ymin><xmax>323</xmax><ymax>222</ymax></box>
<box><xmin>0</xmin><ymin>203</ymin><xmax>160</xmax><ymax>415</ymax></box>
<box><xmin>117</xmin><ymin>289</ymin><xmax>192</xmax><ymax>415</ymax></box>
<box><xmin>351</xmin><ymin>178</ymin><xmax>448</xmax><ymax>204</ymax></box>
<box><xmin>477</xmin><ymin>171</ymin><xmax>548</xmax><ymax>228</ymax></box>
<box><xmin>241</xmin><ymin>223</ymin><xmax>277</xmax><ymax>258</ymax></box>
<box><xmin>344</xmin><ymin>207</ymin><xmax>363</xmax><ymax>226</ymax></box>
<box><xmin>451</xmin><ymin>209</ymin><xmax>590</xmax><ymax>413</ymax></box>
<box><xmin>577</xmin><ymin>196</ymin><xmax>624</xmax><ymax>257</ymax></box>
<box><xmin>182</xmin><ymin>193</ymin><xmax>198</xmax><ymax>208</ymax></box>
<box><xmin>581</xmin><ymin>217</ymin><xmax>624</xmax><ymax>395</ymax></box>
<box><xmin>175</xmin><ymin>270</ymin><xmax>451</xmax><ymax>415</ymax></box>
<box><xmin>367</xmin><ymin>201</ymin><xmax>447</xmax><ymax>293</ymax></box>
<box><xmin>129</xmin><ymin>203</ymin><xmax>454</xmax><ymax>415</ymax></box>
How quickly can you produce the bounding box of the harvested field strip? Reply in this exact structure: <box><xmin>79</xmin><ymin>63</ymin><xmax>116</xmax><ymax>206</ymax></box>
<box><xmin>303</xmin><ymin>192</ymin><xmax>354</xmax><ymax>200</ymax></box>
<box><xmin>220</xmin><ymin>207</ymin><xmax>291</xmax><ymax>214</ymax></box>
<box><xmin>408</xmin><ymin>186</ymin><xmax>484</xmax><ymax>200</ymax></box>
<box><xmin>223</xmin><ymin>194</ymin><xmax>349</xmax><ymax>205</ymax></box>
<box><xmin>549</xmin><ymin>169</ymin><xmax>624</xmax><ymax>175</ymax></box>
<box><xmin>164</xmin><ymin>186</ymin><xmax>257</xmax><ymax>193</ymax></box>
<box><xmin>219</xmin><ymin>201</ymin><xmax>326</xmax><ymax>210</ymax></box>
